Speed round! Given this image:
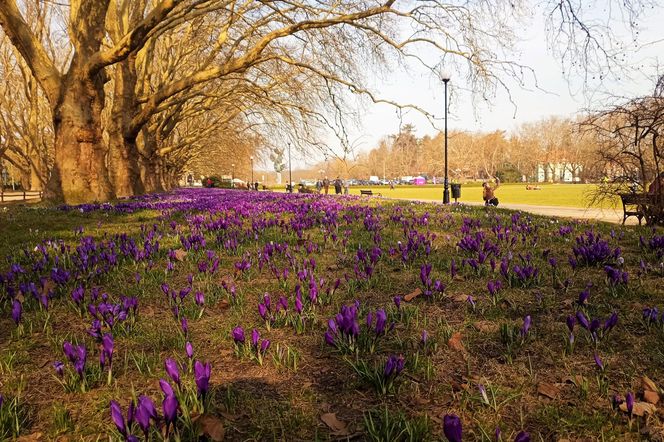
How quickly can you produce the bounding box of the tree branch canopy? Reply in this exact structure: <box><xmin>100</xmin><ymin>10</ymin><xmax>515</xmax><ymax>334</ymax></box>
<box><xmin>0</xmin><ymin>0</ymin><xmax>61</xmax><ymax>103</ymax></box>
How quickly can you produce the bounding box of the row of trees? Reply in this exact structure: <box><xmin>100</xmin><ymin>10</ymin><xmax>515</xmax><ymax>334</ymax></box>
<box><xmin>325</xmin><ymin>119</ymin><xmax>598</xmax><ymax>182</ymax></box>
<box><xmin>0</xmin><ymin>1</ymin><xmax>654</xmax><ymax>203</ymax></box>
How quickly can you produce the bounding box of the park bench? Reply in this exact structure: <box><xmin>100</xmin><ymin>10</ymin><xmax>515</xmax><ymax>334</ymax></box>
<box><xmin>619</xmin><ymin>193</ymin><xmax>655</xmax><ymax>225</ymax></box>
<box><xmin>360</xmin><ymin>189</ymin><xmax>381</xmax><ymax>197</ymax></box>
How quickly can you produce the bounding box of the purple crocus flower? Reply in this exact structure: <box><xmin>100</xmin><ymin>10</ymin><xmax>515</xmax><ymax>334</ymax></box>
<box><xmin>251</xmin><ymin>329</ymin><xmax>260</xmax><ymax>348</ymax></box>
<box><xmin>294</xmin><ymin>294</ymin><xmax>303</xmax><ymax>314</ymax></box>
<box><xmin>162</xmin><ymin>394</ymin><xmax>179</xmax><ymax>429</ymax></box>
<box><xmin>577</xmin><ymin>289</ymin><xmax>589</xmax><ymax>306</ymax></box>
<box><xmin>194</xmin><ymin>360</ymin><xmax>211</xmax><ymax>396</ymax></box>
<box><xmin>185</xmin><ymin>342</ymin><xmax>194</xmax><ymax>359</ymax></box>
<box><xmin>593</xmin><ymin>352</ymin><xmax>604</xmax><ymax>370</ymax></box>
<box><xmin>194</xmin><ymin>291</ymin><xmax>205</xmax><ymax>307</ymax></box>
<box><xmin>375</xmin><ymin>309</ymin><xmax>387</xmax><ymax>335</ymax></box>
<box><xmin>232</xmin><ymin>326</ymin><xmax>245</xmax><ymax>343</ymax></box>
<box><xmin>443</xmin><ymin>414</ymin><xmax>462</xmax><ymax>442</ymax></box>
<box><xmin>324</xmin><ymin>330</ymin><xmax>335</xmax><ymax>346</ymax></box>
<box><xmin>576</xmin><ymin>311</ymin><xmax>590</xmax><ymax>329</ymax></box>
<box><xmin>603</xmin><ymin>312</ymin><xmax>618</xmax><ymax>332</ymax></box>
<box><xmin>566</xmin><ymin>315</ymin><xmax>576</xmax><ymax>333</ymax></box>
<box><xmin>110</xmin><ymin>400</ymin><xmax>126</xmax><ymax>436</ymax></box>
<box><xmin>514</xmin><ymin>431</ymin><xmax>530</xmax><ymax>442</ymax></box>
<box><xmin>101</xmin><ymin>333</ymin><xmax>114</xmax><ymax>368</ymax></box>
<box><xmin>258</xmin><ymin>303</ymin><xmax>268</xmax><ymax>320</ymax></box>
<box><xmin>159</xmin><ymin>379</ymin><xmax>175</xmax><ymax>398</ymax></box>
<box><xmin>421</xmin><ymin>330</ymin><xmax>429</xmax><ymax>344</ymax></box>
<box><xmin>164</xmin><ymin>358</ymin><xmax>180</xmax><ymax>385</ymax></box>
<box><xmin>520</xmin><ymin>315</ymin><xmax>532</xmax><ymax>337</ymax></box>
<box><xmin>260</xmin><ymin>339</ymin><xmax>271</xmax><ymax>353</ymax></box>
<box><xmin>54</xmin><ymin>361</ymin><xmax>64</xmax><ymax>377</ymax></box>
<box><xmin>180</xmin><ymin>318</ymin><xmax>188</xmax><ymax>337</ymax></box>
<box><xmin>393</xmin><ymin>296</ymin><xmax>402</xmax><ymax>309</ymax></box>
<box><xmin>626</xmin><ymin>392</ymin><xmax>634</xmax><ymax>415</ymax></box>
<box><xmin>11</xmin><ymin>299</ymin><xmax>22</xmax><ymax>325</ymax></box>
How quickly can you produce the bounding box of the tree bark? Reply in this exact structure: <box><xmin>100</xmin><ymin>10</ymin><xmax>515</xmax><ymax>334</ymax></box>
<box><xmin>108</xmin><ymin>57</ymin><xmax>144</xmax><ymax>197</ymax></box>
<box><xmin>46</xmin><ymin>70</ymin><xmax>114</xmax><ymax>204</ymax></box>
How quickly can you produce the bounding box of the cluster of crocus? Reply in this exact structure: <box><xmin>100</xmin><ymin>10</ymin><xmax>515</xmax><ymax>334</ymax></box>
<box><xmin>56</xmin><ymin>341</ymin><xmax>88</xmax><ymax>391</ymax></box>
<box><xmin>258</xmin><ymin>293</ymin><xmax>288</xmax><ymax>329</ymax></box>
<box><xmin>325</xmin><ymin>302</ymin><xmax>380</xmax><ymax>353</ymax></box>
<box><xmin>640</xmin><ymin>234</ymin><xmax>664</xmax><ymax>259</ymax></box>
<box><xmin>604</xmin><ymin>265</ymin><xmax>629</xmax><ymax>289</ymax></box>
<box><xmin>353</xmin><ymin>246</ymin><xmax>382</xmax><ymax>281</ymax></box>
<box><xmin>383</xmin><ymin>354</ymin><xmax>405</xmax><ymax>379</ymax></box>
<box><xmin>642</xmin><ymin>306</ymin><xmax>664</xmax><ymax>329</ymax></box>
<box><xmin>110</xmin><ymin>396</ymin><xmax>158</xmax><ymax>441</ymax></box>
<box><xmin>249</xmin><ymin>329</ymin><xmax>271</xmax><ymax>365</ymax></box>
<box><xmin>87</xmin><ymin>294</ymin><xmax>138</xmax><ymax>337</ymax></box>
<box><xmin>571</xmin><ymin>231</ymin><xmax>620</xmax><ymax>267</ymax></box>
<box><xmin>419</xmin><ymin>263</ymin><xmax>445</xmax><ymax>297</ymax></box>
<box><xmin>575</xmin><ymin>311</ymin><xmax>618</xmax><ymax>343</ymax></box>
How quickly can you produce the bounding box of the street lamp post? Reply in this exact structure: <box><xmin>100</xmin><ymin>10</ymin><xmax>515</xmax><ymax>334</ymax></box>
<box><xmin>288</xmin><ymin>142</ymin><xmax>292</xmax><ymax>193</ymax></box>
<box><xmin>231</xmin><ymin>163</ymin><xmax>235</xmax><ymax>188</ymax></box>
<box><xmin>442</xmin><ymin>73</ymin><xmax>451</xmax><ymax>204</ymax></box>
<box><xmin>250</xmin><ymin>156</ymin><xmax>254</xmax><ymax>186</ymax></box>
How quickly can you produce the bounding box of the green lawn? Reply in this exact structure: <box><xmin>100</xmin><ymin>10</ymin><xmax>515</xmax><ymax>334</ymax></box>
<box><xmin>338</xmin><ymin>183</ymin><xmax>618</xmax><ymax>208</ymax></box>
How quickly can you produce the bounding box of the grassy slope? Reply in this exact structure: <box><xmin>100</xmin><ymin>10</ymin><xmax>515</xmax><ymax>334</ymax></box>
<box><xmin>0</xmin><ymin>194</ymin><xmax>662</xmax><ymax>440</ymax></box>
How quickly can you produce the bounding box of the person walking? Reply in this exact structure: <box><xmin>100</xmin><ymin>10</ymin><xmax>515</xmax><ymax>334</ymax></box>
<box><xmin>334</xmin><ymin>177</ymin><xmax>342</xmax><ymax>194</ymax></box>
<box><xmin>323</xmin><ymin>176</ymin><xmax>330</xmax><ymax>195</ymax></box>
<box><xmin>344</xmin><ymin>179</ymin><xmax>350</xmax><ymax>195</ymax></box>
<box><xmin>316</xmin><ymin>180</ymin><xmax>322</xmax><ymax>193</ymax></box>
<box><xmin>483</xmin><ymin>177</ymin><xmax>500</xmax><ymax>207</ymax></box>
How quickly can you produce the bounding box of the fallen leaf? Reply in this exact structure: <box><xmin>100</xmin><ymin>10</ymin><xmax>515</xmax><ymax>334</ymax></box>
<box><xmin>174</xmin><ymin>249</ymin><xmax>187</xmax><ymax>261</ymax></box>
<box><xmin>39</xmin><ymin>279</ymin><xmax>55</xmax><ymax>295</ymax></box>
<box><xmin>473</xmin><ymin>321</ymin><xmax>499</xmax><ymax>333</ymax></box>
<box><xmin>537</xmin><ymin>382</ymin><xmax>561</xmax><ymax>399</ymax></box>
<box><xmin>644</xmin><ymin>390</ymin><xmax>660</xmax><ymax>405</ymax></box>
<box><xmin>564</xmin><ymin>375</ymin><xmax>586</xmax><ymax>386</ymax></box>
<box><xmin>452</xmin><ymin>293</ymin><xmax>469</xmax><ymax>303</ymax></box>
<box><xmin>404</xmin><ymin>288</ymin><xmax>422</xmax><ymax>302</ymax></box>
<box><xmin>619</xmin><ymin>401</ymin><xmax>657</xmax><ymax>416</ymax></box>
<box><xmin>216</xmin><ymin>299</ymin><xmax>230</xmax><ymax>310</ymax></box>
<box><xmin>643</xmin><ymin>376</ymin><xmax>659</xmax><ymax>393</ymax></box>
<box><xmin>448</xmin><ymin>332</ymin><xmax>465</xmax><ymax>352</ymax></box>
<box><xmin>320</xmin><ymin>413</ymin><xmax>349</xmax><ymax>436</ymax></box>
<box><xmin>195</xmin><ymin>414</ymin><xmax>225</xmax><ymax>441</ymax></box>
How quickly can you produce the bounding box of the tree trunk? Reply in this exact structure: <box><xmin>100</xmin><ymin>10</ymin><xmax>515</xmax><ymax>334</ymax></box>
<box><xmin>108</xmin><ymin>56</ymin><xmax>144</xmax><ymax>197</ymax></box>
<box><xmin>46</xmin><ymin>71</ymin><xmax>114</xmax><ymax>204</ymax></box>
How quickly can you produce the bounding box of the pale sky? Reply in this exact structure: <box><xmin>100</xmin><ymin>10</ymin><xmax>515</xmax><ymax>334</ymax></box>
<box><xmin>288</xmin><ymin>5</ymin><xmax>664</xmax><ymax>169</ymax></box>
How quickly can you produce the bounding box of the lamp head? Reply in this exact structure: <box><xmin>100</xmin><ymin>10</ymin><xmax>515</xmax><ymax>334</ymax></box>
<box><xmin>441</xmin><ymin>71</ymin><xmax>451</xmax><ymax>82</ymax></box>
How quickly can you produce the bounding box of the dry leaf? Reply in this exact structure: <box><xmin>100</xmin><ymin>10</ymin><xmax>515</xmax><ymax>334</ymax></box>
<box><xmin>320</xmin><ymin>413</ymin><xmax>349</xmax><ymax>436</ymax></box>
<box><xmin>174</xmin><ymin>249</ymin><xmax>187</xmax><ymax>261</ymax></box>
<box><xmin>619</xmin><ymin>401</ymin><xmax>657</xmax><ymax>416</ymax></box>
<box><xmin>404</xmin><ymin>288</ymin><xmax>422</xmax><ymax>302</ymax></box>
<box><xmin>564</xmin><ymin>375</ymin><xmax>586</xmax><ymax>386</ymax></box>
<box><xmin>15</xmin><ymin>293</ymin><xmax>25</xmax><ymax>303</ymax></box>
<box><xmin>452</xmin><ymin>294</ymin><xmax>469</xmax><ymax>303</ymax></box>
<box><xmin>537</xmin><ymin>382</ymin><xmax>561</xmax><ymax>399</ymax></box>
<box><xmin>448</xmin><ymin>332</ymin><xmax>465</xmax><ymax>352</ymax></box>
<box><xmin>39</xmin><ymin>279</ymin><xmax>55</xmax><ymax>295</ymax></box>
<box><xmin>644</xmin><ymin>390</ymin><xmax>660</xmax><ymax>405</ymax></box>
<box><xmin>473</xmin><ymin>321</ymin><xmax>498</xmax><ymax>333</ymax></box>
<box><xmin>643</xmin><ymin>376</ymin><xmax>659</xmax><ymax>393</ymax></box>
<box><xmin>195</xmin><ymin>414</ymin><xmax>225</xmax><ymax>441</ymax></box>
<box><xmin>216</xmin><ymin>299</ymin><xmax>230</xmax><ymax>310</ymax></box>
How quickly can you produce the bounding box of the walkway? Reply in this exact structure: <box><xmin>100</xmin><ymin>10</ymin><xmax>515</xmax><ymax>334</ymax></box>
<box><xmin>384</xmin><ymin>196</ymin><xmax>634</xmax><ymax>225</ymax></box>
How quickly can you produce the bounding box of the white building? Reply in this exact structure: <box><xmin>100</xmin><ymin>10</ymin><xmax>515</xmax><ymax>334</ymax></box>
<box><xmin>536</xmin><ymin>163</ymin><xmax>582</xmax><ymax>183</ymax></box>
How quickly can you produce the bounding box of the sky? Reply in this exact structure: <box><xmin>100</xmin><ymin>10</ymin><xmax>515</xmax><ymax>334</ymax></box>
<box><xmin>288</xmin><ymin>3</ymin><xmax>664</xmax><ymax>170</ymax></box>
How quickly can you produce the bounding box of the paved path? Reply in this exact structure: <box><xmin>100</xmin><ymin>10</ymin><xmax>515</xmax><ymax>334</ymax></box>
<box><xmin>383</xmin><ymin>196</ymin><xmax>634</xmax><ymax>225</ymax></box>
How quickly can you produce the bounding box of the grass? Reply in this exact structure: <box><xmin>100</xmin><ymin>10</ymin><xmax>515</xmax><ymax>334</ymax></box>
<box><xmin>277</xmin><ymin>183</ymin><xmax>619</xmax><ymax>209</ymax></box>
<box><xmin>0</xmin><ymin>189</ymin><xmax>662</xmax><ymax>440</ymax></box>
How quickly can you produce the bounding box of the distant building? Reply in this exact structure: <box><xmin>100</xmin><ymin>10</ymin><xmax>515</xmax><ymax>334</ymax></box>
<box><xmin>536</xmin><ymin>163</ymin><xmax>582</xmax><ymax>183</ymax></box>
